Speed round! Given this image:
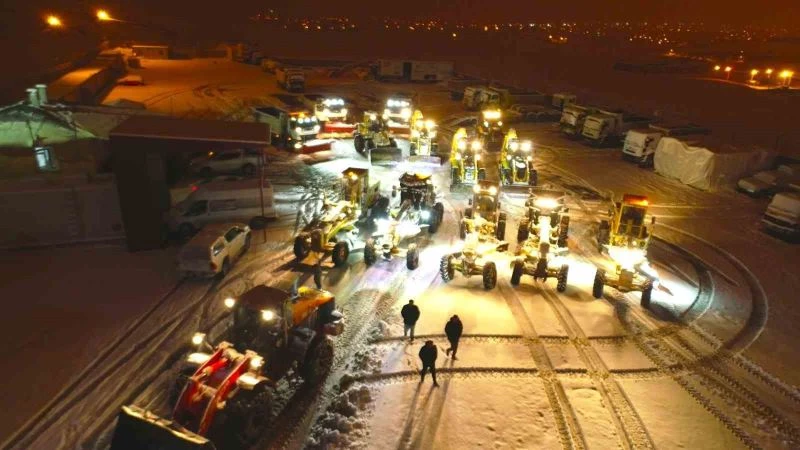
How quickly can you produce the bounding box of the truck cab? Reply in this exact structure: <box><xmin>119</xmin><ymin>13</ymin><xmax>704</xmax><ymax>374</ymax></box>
<box><xmin>313</xmin><ymin>97</ymin><xmax>348</xmax><ymax>124</ymax></box>
<box><xmin>762</xmin><ymin>192</ymin><xmax>800</xmax><ymax>239</ymax></box>
<box><xmin>560</xmin><ymin>104</ymin><xmax>595</xmax><ymax>136</ymax></box>
<box><xmin>383</xmin><ymin>95</ymin><xmax>413</xmax><ymax>126</ymax></box>
<box><xmin>277</xmin><ymin>67</ymin><xmax>306</xmax><ymax>92</ymax></box>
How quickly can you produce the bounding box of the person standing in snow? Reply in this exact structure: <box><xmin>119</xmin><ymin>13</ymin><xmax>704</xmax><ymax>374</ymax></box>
<box><xmin>419</xmin><ymin>340</ymin><xmax>439</xmax><ymax>386</ymax></box>
<box><xmin>401</xmin><ymin>299</ymin><xmax>420</xmax><ymax>342</ymax></box>
<box><xmin>445</xmin><ymin>315</ymin><xmax>463</xmax><ymax>360</ymax></box>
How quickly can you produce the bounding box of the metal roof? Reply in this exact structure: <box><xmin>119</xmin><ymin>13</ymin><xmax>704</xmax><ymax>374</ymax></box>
<box><xmin>110</xmin><ymin>116</ymin><xmax>270</xmax><ymax>146</ymax></box>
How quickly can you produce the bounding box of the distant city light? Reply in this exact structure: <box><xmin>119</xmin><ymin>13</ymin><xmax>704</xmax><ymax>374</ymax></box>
<box><xmin>713</xmin><ymin>65</ymin><xmax>721</xmax><ymax>71</ymax></box>
<box><xmin>724</xmin><ymin>66</ymin><xmax>732</xmax><ymax>72</ymax></box>
<box><xmin>96</xmin><ymin>10</ymin><xmax>111</xmax><ymax>21</ymax></box>
<box><xmin>45</xmin><ymin>15</ymin><xmax>62</xmax><ymax>27</ymax></box>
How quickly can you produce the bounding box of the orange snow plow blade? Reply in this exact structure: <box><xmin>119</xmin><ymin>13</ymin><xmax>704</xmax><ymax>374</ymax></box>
<box><xmin>109</xmin><ymin>405</ymin><xmax>216</xmax><ymax>450</ymax></box>
<box><xmin>299</xmin><ymin>139</ymin><xmax>335</xmax><ymax>153</ymax></box>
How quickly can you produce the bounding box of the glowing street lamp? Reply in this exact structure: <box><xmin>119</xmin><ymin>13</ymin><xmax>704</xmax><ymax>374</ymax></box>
<box><xmin>45</xmin><ymin>15</ymin><xmax>63</xmax><ymax>28</ymax></box>
<box><xmin>780</xmin><ymin>70</ymin><xmax>794</xmax><ymax>87</ymax></box>
<box><xmin>713</xmin><ymin>65</ymin><xmax>721</xmax><ymax>71</ymax></box>
<box><xmin>96</xmin><ymin>9</ymin><xmax>112</xmax><ymax>21</ymax></box>
<box><xmin>724</xmin><ymin>66</ymin><xmax>732</xmax><ymax>80</ymax></box>
<box><xmin>749</xmin><ymin>69</ymin><xmax>759</xmax><ymax>82</ymax></box>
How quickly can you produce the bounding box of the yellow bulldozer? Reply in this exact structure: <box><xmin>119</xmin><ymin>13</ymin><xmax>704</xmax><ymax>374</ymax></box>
<box><xmin>593</xmin><ymin>194</ymin><xmax>657</xmax><ymax>306</ymax></box>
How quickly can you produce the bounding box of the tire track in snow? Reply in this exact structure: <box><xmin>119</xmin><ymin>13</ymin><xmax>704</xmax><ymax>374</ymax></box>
<box><xmin>498</xmin><ymin>282</ymin><xmax>587</xmax><ymax>450</ymax></box>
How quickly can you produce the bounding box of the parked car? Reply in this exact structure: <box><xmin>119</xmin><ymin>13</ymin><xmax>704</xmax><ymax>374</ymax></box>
<box><xmin>167</xmin><ymin>177</ymin><xmax>277</xmax><ymax>238</ymax></box>
<box><xmin>189</xmin><ymin>149</ymin><xmax>265</xmax><ymax>177</ymax></box>
<box><xmin>737</xmin><ymin>164</ymin><xmax>800</xmax><ymax>197</ymax></box>
<box><xmin>761</xmin><ymin>191</ymin><xmax>800</xmax><ymax>240</ymax></box>
<box><xmin>178</xmin><ymin>223</ymin><xmax>251</xmax><ymax>278</ymax></box>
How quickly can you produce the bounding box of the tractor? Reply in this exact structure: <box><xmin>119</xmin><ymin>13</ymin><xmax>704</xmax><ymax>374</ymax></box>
<box><xmin>499</xmin><ymin>128</ymin><xmax>537</xmax><ymax>186</ymax></box>
<box><xmin>364</xmin><ymin>173</ymin><xmax>445</xmax><ymax>270</ymax></box>
<box><xmin>440</xmin><ymin>232</ymin><xmax>507</xmax><ymax>290</ymax></box>
<box><xmin>477</xmin><ymin>107</ymin><xmax>504</xmax><ymax>151</ymax></box>
<box><xmin>353</xmin><ymin>111</ymin><xmax>400</xmax><ymax>159</ymax></box>
<box><xmin>593</xmin><ymin>194</ymin><xmax>657</xmax><ymax>306</ymax></box>
<box><xmin>450</xmin><ymin>127</ymin><xmax>485</xmax><ymax>186</ymax></box>
<box><xmin>518</xmin><ymin>188</ymin><xmax>569</xmax><ymax>247</ymax></box>
<box><xmin>109</xmin><ymin>281</ymin><xmax>344</xmax><ymax>450</ymax></box>
<box><xmin>293</xmin><ymin>168</ymin><xmax>380</xmax><ymax>267</ymax></box>
<box><xmin>408</xmin><ymin>110</ymin><xmax>438</xmax><ymax>157</ymax></box>
<box><xmin>460</xmin><ymin>180</ymin><xmax>507</xmax><ymax>242</ymax></box>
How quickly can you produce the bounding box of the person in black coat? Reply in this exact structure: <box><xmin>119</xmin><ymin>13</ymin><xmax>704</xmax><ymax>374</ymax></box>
<box><xmin>401</xmin><ymin>299</ymin><xmax>421</xmax><ymax>342</ymax></box>
<box><xmin>445</xmin><ymin>315</ymin><xmax>463</xmax><ymax>359</ymax></box>
<box><xmin>418</xmin><ymin>340</ymin><xmax>439</xmax><ymax>386</ymax></box>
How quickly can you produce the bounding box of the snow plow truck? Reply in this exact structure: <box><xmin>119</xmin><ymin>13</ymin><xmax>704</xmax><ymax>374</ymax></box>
<box><xmin>109</xmin><ymin>282</ymin><xmax>343</xmax><ymax>450</ymax></box>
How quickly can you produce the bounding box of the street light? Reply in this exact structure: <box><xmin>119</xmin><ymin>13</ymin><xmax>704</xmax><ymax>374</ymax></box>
<box><xmin>45</xmin><ymin>15</ymin><xmax>63</xmax><ymax>28</ymax></box>
<box><xmin>780</xmin><ymin>70</ymin><xmax>794</xmax><ymax>87</ymax></box>
<box><xmin>713</xmin><ymin>65</ymin><xmax>721</xmax><ymax>71</ymax></box>
<box><xmin>749</xmin><ymin>69</ymin><xmax>759</xmax><ymax>82</ymax></box>
<box><xmin>724</xmin><ymin>66</ymin><xmax>732</xmax><ymax>80</ymax></box>
<box><xmin>96</xmin><ymin>10</ymin><xmax>112</xmax><ymax>21</ymax></box>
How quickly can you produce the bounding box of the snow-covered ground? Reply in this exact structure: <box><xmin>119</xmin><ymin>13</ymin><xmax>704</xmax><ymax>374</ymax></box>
<box><xmin>4</xmin><ymin>58</ymin><xmax>800</xmax><ymax>450</ymax></box>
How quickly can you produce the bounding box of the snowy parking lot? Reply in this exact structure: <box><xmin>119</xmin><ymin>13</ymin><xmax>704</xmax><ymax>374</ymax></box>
<box><xmin>3</xmin><ymin>59</ymin><xmax>800</xmax><ymax>450</ymax></box>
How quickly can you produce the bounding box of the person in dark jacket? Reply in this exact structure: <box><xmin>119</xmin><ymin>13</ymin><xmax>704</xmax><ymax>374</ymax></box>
<box><xmin>418</xmin><ymin>340</ymin><xmax>439</xmax><ymax>386</ymax></box>
<box><xmin>401</xmin><ymin>299</ymin><xmax>421</xmax><ymax>342</ymax></box>
<box><xmin>444</xmin><ymin>315</ymin><xmax>463</xmax><ymax>360</ymax></box>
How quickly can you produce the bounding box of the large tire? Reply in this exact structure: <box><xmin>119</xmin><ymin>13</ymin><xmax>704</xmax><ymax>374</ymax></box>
<box><xmin>241</xmin><ymin>163</ymin><xmax>256</xmax><ymax>176</ymax></box>
<box><xmin>478</xmin><ymin>168</ymin><xmax>486</xmax><ymax>181</ymax></box>
<box><xmin>451</xmin><ymin>167</ymin><xmax>460</xmax><ymax>186</ymax></box>
<box><xmin>459</xmin><ymin>220</ymin><xmax>468</xmax><ymax>240</ymax></box>
<box><xmin>641</xmin><ymin>279</ymin><xmax>653</xmax><ymax>307</ymax></box>
<box><xmin>534</xmin><ymin>258</ymin><xmax>548</xmax><ymax>281</ymax></box>
<box><xmin>592</xmin><ymin>269</ymin><xmax>606</xmax><ymax>299</ymax></box>
<box><xmin>364</xmin><ymin>239</ymin><xmax>377</xmax><ymax>266</ymax></box>
<box><xmin>464</xmin><ymin>207</ymin><xmax>473</xmax><ymax>219</ymax></box>
<box><xmin>429</xmin><ymin>202</ymin><xmax>444</xmax><ymax>234</ymax></box>
<box><xmin>242</xmin><ymin>234</ymin><xmax>252</xmax><ymax>254</ymax></box>
<box><xmin>354</xmin><ymin>134</ymin><xmax>365</xmax><ymax>153</ymax></box>
<box><xmin>558</xmin><ymin>216</ymin><xmax>570</xmax><ymax>248</ymax></box>
<box><xmin>365</xmin><ymin>139</ymin><xmax>375</xmax><ymax>150</ymax></box>
<box><xmin>302</xmin><ymin>337</ymin><xmax>334</xmax><ymax>385</ymax></box>
<box><xmin>557</xmin><ymin>264</ymin><xmax>569</xmax><ymax>292</ymax></box>
<box><xmin>517</xmin><ymin>220</ymin><xmax>530</xmax><ymax>243</ymax></box>
<box><xmin>217</xmin><ymin>381</ymin><xmax>273</xmax><ymax>449</ymax></box>
<box><xmin>482</xmin><ymin>262</ymin><xmax>497</xmax><ymax>290</ymax></box>
<box><xmin>496</xmin><ymin>219</ymin><xmax>506</xmax><ymax>241</ymax></box>
<box><xmin>511</xmin><ymin>260</ymin><xmax>523</xmax><ymax>286</ymax></box>
<box><xmin>294</xmin><ymin>235</ymin><xmax>310</xmax><ymax>260</ymax></box>
<box><xmin>332</xmin><ymin>241</ymin><xmax>349</xmax><ymax>267</ymax></box>
<box><xmin>406</xmin><ymin>246</ymin><xmax>419</xmax><ymax>270</ymax></box>
<box><xmin>410</xmin><ymin>143</ymin><xmax>417</xmax><ymax>155</ymax></box>
<box><xmin>218</xmin><ymin>258</ymin><xmax>231</xmax><ymax>279</ymax></box>
<box><xmin>597</xmin><ymin>220</ymin><xmax>610</xmax><ymax>252</ymax></box>
<box><xmin>529</xmin><ymin>169</ymin><xmax>538</xmax><ymax>186</ymax></box>
<box><xmin>440</xmin><ymin>255</ymin><xmax>455</xmax><ymax>282</ymax></box>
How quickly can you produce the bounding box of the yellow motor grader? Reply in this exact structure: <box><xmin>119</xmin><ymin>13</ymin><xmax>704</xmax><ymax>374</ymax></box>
<box><xmin>499</xmin><ymin>128</ymin><xmax>537</xmax><ymax>186</ymax></box>
<box><xmin>449</xmin><ymin>127</ymin><xmax>485</xmax><ymax>186</ymax></box>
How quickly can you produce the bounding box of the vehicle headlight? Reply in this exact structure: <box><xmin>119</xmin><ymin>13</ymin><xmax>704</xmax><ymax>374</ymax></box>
<box><xmin>341</xmin><ymin>108</ymin><xmax>348</xmax><ymax>116</ymax></box>
<box><xmin>475</xmin><ymin>154</ymin><xmax>481</xmax><ymax>161</ymax></box>
<box><xmin>429</xmin><ymin>131</ymin><xmax>437</xmax><ymax>138</ymax></box>
<box><xmin>421</xmin><ymin>210</ymin><xmax>431</xmax><ymax>220</ymax></box>
<box><xmin>401</xmin><ymin>108</ymin><xmax>412</xmax><ymax>119</ymax></box>
<box><xmin>534</xmin><ymin>197</ymin><xmax>559</xmax><ymax>210</ymax></box>
<box><xmin>192</xmin><ymin>332</ymin><xmax>206</xmax><ymax>346</ymax></box>
<box><xmin>455</xmin><ymin>152</ymin><xmax>462</xmax><ymax>160</ymax></box>
<box><xmin>314</xmin><ymin>125</ymin><xmax>320</xmax><ymax>131</ymax></box>
<box><xmin>457</xmin><ymin>141</ymin><xmax>467</xmax><ymax>150</ymax></box>
<box><xmin>488</xmin><ymin>186</ymin><xmax>497</xmax><ymax>195</ymax></box>
<box><xmin>521</xmin><ymin>141</ymin><xmax>532</xmax><ymax>151</ymax></box>
<box><xmin>224</xmin><ymin>297</ymin><xmax>236</xmax><ymax>308</ymax></box>
<box><xmin>384</xmin><ymin>108</ymin><xmax>391</xmax><ymax>116</ymax></box>
<box><xmin>294</xmin><ymin>142</ymin><xmax>302</xmax><ymax>149</ymax></box>
<box><xmin>295</xmin><ymin>127</ymin><xmax>302</xmax><ymax>133</ymax></box>
<box><xmin>506</xmin><ymin>155</ymin><xmax>512</xmax><ymax>160</ymax></box>
<box><xmin>323</xmin><ymin>108</ymin><xmax>330</xmax><ymax>114</ymax></box>
<box><xmin>526</xmin><ymin>155</ymin><xmax>532</xmax><ymax>161</ymax></box>
<box><xmin>472</xmin><ymin>185</ymin><xmax>480</xmax><ymax>193</ymax></box>
<box><xmin>497</xmin><ymin>121</ymin><xmax>503</xmax><ymax>126</ymax></box>
<box><xmin>509</xmin><ymin>142</ymin><xmax>519</xmax><ymax>151</ymax></box>
<box><xmin>261</xmin><ymin>310</ymin><xmax>275</xmax><ymax>321</ymax></box>
<box><xmin>250</xmin><ymin>356</ymin><xmax>264</xmax><ymax>370</ymax></box>
<box><xmin>412</xmin><ymin>130</ymin><xmax>420</xmax><ymax>138</ymax></box>
<box><xmin>483</xmin><ymin>121</ymin><xmax>489</xmax><ymax>127</ymax></box>
<box><xmin>425</xmin><ymin>119</ymin><xmax>435</xmax><ymax>129</ymax></box>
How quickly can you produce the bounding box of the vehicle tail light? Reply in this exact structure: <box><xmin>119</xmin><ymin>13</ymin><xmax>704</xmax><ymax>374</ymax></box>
<box><xmin>210</xmin><ymin>262</ymin><xmax>217</xmax><ymax>271</ymax></box>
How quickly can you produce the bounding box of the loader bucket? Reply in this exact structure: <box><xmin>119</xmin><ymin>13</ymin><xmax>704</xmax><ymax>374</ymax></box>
<box><xmin>368</xmin><ymin>147</ymin><xmax>404</xmax><ymax>164</ymax></box>
<box><xmin>109</xmin><ymin>405</ymin><xmax>216</xmax><ymax>450</ymax></box>
<box><xmin>407</xmin><ymin>155</ymin><xmax>442</xmax><ymax>165</ymax></box>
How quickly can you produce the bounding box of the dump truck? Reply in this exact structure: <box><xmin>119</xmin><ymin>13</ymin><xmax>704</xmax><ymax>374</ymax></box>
<box><xmin>109</xmin><ymin>282</ymin><xmax>343</xmax><ymax>450</ymax></box>
<box><xmin>480</xmin><ymin>87</ymin><xmax>549</xmax><ymax>109</ymax></box>
<box><xmin>253</xmin><ymin>106</ymin><xmax>319</xmax><ymax>150</ymax></box>
<box><xmin>499</xmin><ymin>128</ymin><xmax>536</xmax><ymax>186</ymax></box>
<box><xmin>581</xmin><ymin>110</ymin><xmax>653</xmax><ymax>146</ymax></box>
<box><xmin>450</xmin><ymin>127</ymin><xmax>485</xmax><ymax>186</ymax></box>
<box><xmin>276</xmin><ymin>67</ymin><xmax>306</xmax><ymax>92</ymax></box>
<box><xmin>559</xmin><ymin>104</ymin><xmax>598</xmax><ymax>137</ymax></box>
<box><xmin>305</xmin><ymin>95</ymin><xmax>348</xmax><ymax>124</ymax></box>
<box><xmin>622</xmin><ymin>123</ymin><xmax>710</xmax><ymax>167</ymax></box>
<box><xmin>383</xmin><ymin>94</ymin><xmax>414</xmax><ymax>126</ymax></box>
<box><xmin>593</xmin><ymin>194</ymin><xmax>657</xmax><ymax>306</ymax></box>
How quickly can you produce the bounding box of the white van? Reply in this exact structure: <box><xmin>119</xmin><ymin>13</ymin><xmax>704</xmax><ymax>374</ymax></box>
<box><xmin>762</xmin><ymin>191</ymin><xmax>800</xmax><ymax>239</ymax></box>
<box><xmin>168</xmin><ymin>178</ymin><xmax>277</xmax><ymax>238</ymax></box>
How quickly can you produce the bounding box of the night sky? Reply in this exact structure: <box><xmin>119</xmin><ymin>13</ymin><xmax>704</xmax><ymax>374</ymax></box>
<box><xmin>1</xmin><ymin>0</ymin><xmax>799</xmax><ymax>28</ymax></box>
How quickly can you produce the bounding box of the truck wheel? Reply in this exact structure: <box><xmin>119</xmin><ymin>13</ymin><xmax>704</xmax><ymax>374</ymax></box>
<box><xmin>511</xmin><ymin>261</ymin><xmax>523</xmax><ymax>285</ymax></box>
<box><xmin>558</xmin><ymin>217</ymin><xmax>570</xmax><ymax>248</ymax></box>
<box><xmin>410</xmin><ymin>143</ymin><xmax>417</xmax><ymax>155</ymax></box>
<box><xmin>440</xmin><ymin>255</ymin><xmax>455</xmax><ymax>282</ymax></box>
<box><xmin>429</xmin><ymin>203</ymin><xmax>444</xmax><ymax>234</ymax></box>
<box><xmin>242</xmin><ymin>163</ymin><xmax>256</xmax><ymax>176</ymax></box>
<box><xmin>219</xmin><ymin>258</ymin><xmax>231</xmax><ymax>279</ymax></box>
<box><xmin>242</xmin><ymin>234</ymin><xmax>252</xmax><ymax>253</ymax></box>
<box><xmin>390</xmin><ymin>138</ymin><xmax>397</xmax><ymax>147</ymax></box>
<box><xmin>464</xmin><ymin>207</ymin><xmax>473</xmax><ymax>219</ymax></box>
<box><xmin>557</xmin><ymin>265</ymin><xmax>569</xmax><ymax>292</ymax></box>
<box><xmin>406</xmin><ymin>246</ymin><xmax>419</xmax><ymax>270</ymax></box>
<box><xmin>597</xmin><ymin>220</ymin><xmax>610</xmax><ymax>252</ymax></box>
<box><xmin>451</xmin><ymin>167</ymin><xmax>460</xmax><ymax>186</ymax></box>
<box><xmin>294</xmin><ymin>235</ymin><xmax>310</xmax><ymax>260</ymax></box>
<box><xmin>592</xmin><ymin>269</ymin><xmax>606</xmax><ymax>299</ymax></box>
<box><xmin>219</xmin><ymin>381</ymin><xmax>273</xmax><ymax>449</ymax></box>
<box><xmin>478</xmin><ymin>168</ymin><xmax>486</xmax><ymax>181</ymax></box>
<box><xmin>302</xmin><ymin>337</ymin><xmax>334</xmax><ymax>385</ymax></box>
<box><xmin>364</xmin><ymin>239</ymin><xmax>377</xmax><ymax>266</ymax></box>
<box><xmin>517</xmin><ymin>220</ymin><xmax>530</xmax><ymax>243</ymax></box>
<box><xmin>535</xmin><ymin>258</ymin><xmax>548</xmax><ymax>281</ymax></box>
<box><xmin>332</xmin><ymin>241</ymin><xmax>350</xmax><ymax>267</ymax></box>
<box><xmin>482</xmin><ymin>262</ymin><xmax>497</xmax><ymax>290</ymax></box>
<box><xmin>641</xmin><ymin>280</ymin><xmax>653</xmax><ymax>308</ymax></box>
<box><xmin>496</xmin><ymin>219</ymin><xmax>506</xmax><ymax>241</ymax></box>
<box><xmin>354</xmin><ymin>135</ymin><xmax>365</xmax><ymax>153</ymax></box>
<box><xmin>365</xmin><ymin>139</ymin><xmax>375</xmax><ymax>150</ymax></box>
<box><xmin>529</xmin><ymin>170</ymin><xmax>538</xmax><ymax>186</ymax></box>
<box><xmin>639</xmin><ymin>154</ymin><xmax>654</xmax><ymax>169</ymax></box>
<box><xmin>249</xmin><ymin>216</ymin><xmax>267</xmax><ymax>230</ymax></box>
<box><xmin>459</xmin><ymin>220</ymin><xmax>468</xmax><ymax>240</ymax></box>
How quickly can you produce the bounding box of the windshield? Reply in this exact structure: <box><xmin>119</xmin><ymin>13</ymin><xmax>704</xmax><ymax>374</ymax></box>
<box><xmin>232</xmin><ymin>307</ymin><xmax>280</xmax><ymax>354</ymax></box>
<box><xmin>618</xmin><ymin>205</ymin><xmax>646</xmax><ymax>234</ymax></box>
<box><xmin>475</xmin><ymin>195</ymin><xmax>496</xmax><ymax>214</ymax></box>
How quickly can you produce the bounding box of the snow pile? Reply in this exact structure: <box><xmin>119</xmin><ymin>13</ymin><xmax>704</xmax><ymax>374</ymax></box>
<box><xmin>306</xmin><ymin>323</ymin><xmax>389</xmax><ymax>449</ymax></box>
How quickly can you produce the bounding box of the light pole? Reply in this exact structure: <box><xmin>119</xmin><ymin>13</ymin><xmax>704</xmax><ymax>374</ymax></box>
<box><xmin>780</xmin><ymin>70</ymin><xmax>794</xmax><ymax>87</ymax></box>
<box><xmin>713</xmin><ymin>65</ymin><xmax>721</xmax><ymax>77</ymax></box>
<box><xmin>765</xmin><ymin>68</ymin><xmax>773</xmax><ymax>83</ymax></box>
<box><xmin>749</xmin><ymin>69</ymin><xmax>758</xmax><ymax>83</ymax></box>
<box><xmin>724</xmin><ymin>66</ymin><xmax>732</xmax><ymax>81</ymax></box>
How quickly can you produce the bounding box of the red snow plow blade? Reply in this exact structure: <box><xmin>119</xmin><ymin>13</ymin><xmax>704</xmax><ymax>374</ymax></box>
<box><xmin>109</xmin><ymin>405</ymin><xmax>216</xmax><ymax>450</ymax></box>
<box><xmin>389</xmin><ymin>125</ymin><xmax>410</xmax><ymax>137</ymax></box>
<box><xmin>299</xmin><ymin>139</ymin><xmax>335</xmax><ymax>153</ymax></box>
<box><xmin>323</xmin><ymin>122</ymin><xmax>355</xmax><ymax>133</ymax></box>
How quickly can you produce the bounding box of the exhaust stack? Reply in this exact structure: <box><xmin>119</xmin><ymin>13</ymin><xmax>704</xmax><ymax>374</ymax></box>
<box><xmin>26</xmin><ymin>88</ymin><xmax>39</xmax><ymax>107</ymax></box>
<box><xmin>35</xmin><ymin>84</ymin><xmax>48</xmax><ymax>105</ymax></box>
